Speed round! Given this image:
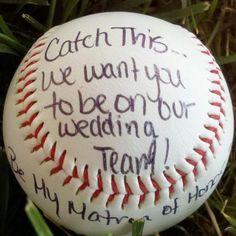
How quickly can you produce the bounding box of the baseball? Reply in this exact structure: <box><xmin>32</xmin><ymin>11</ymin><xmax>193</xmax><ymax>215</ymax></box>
<box><xmin>3</xmin><ymin>12</ymin><xmax>234</xmax><ymax>235</ymax></box>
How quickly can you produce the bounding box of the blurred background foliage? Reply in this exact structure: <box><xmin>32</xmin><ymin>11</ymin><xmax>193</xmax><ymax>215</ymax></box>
<box><xmin>0</xmin><ymin>0</ymin><xmax>236</xmax><ymax>236</ymax></box>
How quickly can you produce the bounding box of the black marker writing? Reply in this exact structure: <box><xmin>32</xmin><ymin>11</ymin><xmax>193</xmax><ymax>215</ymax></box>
<box><xmin>84</xmin><ymin>57</ymin><xmax>139</xmax><ymax>83</ymax></box>
<box><xmin>44</xmin><ymin>29</ymin><xmax>112</xmax><ymax>62</ymax></box>
<box><xmin>58</xmin><ymin>112</ymin><xmax>162</xmax><ymax>139</ymax></box>
<box><xmin>42</xmin><ymin>66</ymin><xmax>74</xmax><ymax>91</ymax></box>
<box><xmin>8</xmin><ymin>146</ymin><xmax>25</xmax><ymax>182</ymax></box>
<box><xmin>111</xmin><ymin>27</ymin><xmax>168</xmax><ymax>53</ymax></box>
<box><xmin>157</xmin><ymin>97</ymin><xmax>196</xmax><ymax>121</ymax></box>
<box><xmin>145</xmin><ymin>65</ymin><xmax>185</xmax><ymax>102</ymax></box>
<box><xmin>45</xmin><ymin>89</ymin><xmax>195</xmax><ymax>121</ymax></box>
<box><xmin>44</xmin><ymin>91</ymin><xmax>74</xmax><ymax>120</ymax></box>
<box><xmin>44</xmin><ymin>27</ymin><xmax>170</xmax><ymax>62</ymax></box>
<box><xmin>77</xmin><ymin>90</ymin><xmax>109</xmax><ymax>115</ymax></box>
<box><xmin>33</xmin><ymin>174</ymin><xmax>60</xmax><ymax>217</ymax></box>
<box><xmin>94</xmin><ymin>138</ymin><xmax>158</xmax><ymax>175</ymax></box>
<box><xmin>162</xmin><ymin>197</ymin><xmax>179</xmax><ymax>215</ymax></box>
<box><xmin>164</xmin><ymin>138</ymin><xmax>169</xmax><ymax>165</ymax></box>
<box><xmin>68</xmin><ymin>201</ymin><xmax>151</xmax><ymax>225</ymax></box>
<box><xmin>188</xmin><ymin>168</ymin><xmax>224</xmax><ymax>204</ymax></box>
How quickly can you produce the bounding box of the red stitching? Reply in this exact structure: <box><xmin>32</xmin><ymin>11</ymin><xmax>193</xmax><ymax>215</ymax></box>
<box><xmin>139</xmin><ymin>194</ymin><xmax>145</xmax><ymax>207</ymax></box>
<box><xmin>138</xmin><ymin>176</ymin><xmax>149</xmax><ymax>206</ymax></box>
<box><xmin>208</xmin><ymin>114</ymin><xmax>224</xmax><ymax>131</ymax></box>
<box><xmin>151</xmin><ymin>177</ymin><xmax>161</xmax><ymax>191</ymax></box>
<box><xmin>197</xmin><ymin>28</ymin><xmax>226</xmax><ymax>146</ymax></box>
<box><xmin>17</xmin><ymin>90</ymin><xmax>36</xmax><ymax>104</ymax></box>
<box><xmin>25</xmin><ymin>122</ymin><xmax>44</xmax><ymax>140</ymax></box>
<box><xmin>41</xmin><ymin>142</ymin><xmax>56</xmax><ymax>163</ymax></box>
<box><xmin>211</xmin><ymin>80</ymin><xmax>225</xmax><ymax>92</ymax></box>
<box><xmin>24</xmin><ymin>51</ymin><xmax>41</xmax><ymax>63</ymax></box>
<box><xmin>107</xmin><ymin>194</ymin><xmax>115</xmax><ymax>204</ymax></box>
<box><xmin>219</xmin><ymin>122</ymin><xmax>224</xmax><ymax>129</ymax></box>
<box><xmin>185</xmin><ymin>159</ymin><xmax>198</xmax><ymax>176</ymax></box>
<box><xmin>122</xmin><ymin>179</ymin><xmax>132</xmax><ymax>207</ymax></box>
<box><xmin>200</xmin><ymin>137</ymin><xmax>214</xmax><ymax>153</ymax></box>
<box><xmin>17</xmin><ymin>101</ymin><xmax>37</xmax><ymax>116</ymax></box>
<box><xmin>72</xmin><ymin>165</ymin><xmax>79</xmax><ymax>178</ymax></box>
<box><xmin>107</xmin><ymin>175</ymin><xmax>119</xmax><ymax>204</ymax></box>
<box><xmin>63</xmin><ymin>164</ymin><xmax>79</xmax><ymax>186</ymax></box>
<box><xmin>50</xmin><ymin>150</ymin><xmax>66</xmax><ymax>175</ymax></box>
<box><xmin>77</xmin><ymin>165</ymin><xmax>89</xmax><ymax>193</ymax></box>
<box><xmin>111</xmin><ymin>175</ymin><xmax>119</xmax><ymax>194</ymax></box>
<box><xmin>193</xmin><ymin>148</ymin><xmax>207</xmax><ymax>167</ymax></box>
<box><xmin>210</xmin><ymin>90</ymin><xmax>225</xmax><ymax>101</ymax></box>
<box><xmin>151</xmin><ymin>178</ymin><xmax>161</xmax><ymax>203</ymax></box>
<box><xmin>20</xmin><ymin>112</ymin><xmax>39</xmax><ymax>127</ymax></box>
<box><xmin>20</xmin><ymin>61</ymin><xmax>39</xmax><ymax>73</ymax></box>
<box><xmin>210</xmin><ymin>102</ymin><xmax>226</xmax><ymax>116</ymax></box>
<box><xmin>23</xmin><ymin>42</ymin><xmax>45</xmax><ymax>64</ymax></box>
<box><xmin>63</xmin><ymin>175</ymin><xmax>72</xmax><ymax>186</ymax></box>
<box><xmin>164</xmin><ymin>173</ymin><xmax>176</xmax><ymax>196</ymax></box>
<box><xmin>208</xmin><ymin>114</ymin><xmax>220</xmax><ymax>121</ymax></box>
<box><xmin>17</xmin><ymin>79</ymin><xmax>35</xmax><ymax>93</ymax></box>
<box><xmin>138</xmin><ymin>176</ymin><xmax>149</xmax><ymax>194</ymax></box>
<box><xmin>201</xmin><ymin>50</ymin><xmax>210</xmax><ymax>55</ymax></box>
<box><xmin>62</xmin><ymin>159</ymin><xmax>79</xmax><ymax>186</ymax></box>
<box><xmin>34</xmin><ymin>42</ymin><xmax>45</xmax><ymax>48</ymax></box>
<box><xmin>204</xmin><ymin>126</ymin><xmax>220</xmax><ymax>142</ymax></box>
<box><xmin>18</xmin><ymin>69</ymin><xmax>37</xmax><ymax>83</ymax></box>
<box><xmin>91</xmin><ymin>170</ymin><xmax>103</xmax><ymax>200</ymax></box>
<box><xmin>175</xmin><ymin>169</ymin><xmax>187</xmax><ymax>186</ymax></box>
<box><xmin>210</xmin><ymin>69</ymin><xmax>221</xmax><ymax>75</ymax></box>
<box><xmin>32</xmin><ymin>132</ymin><xmax>49</xmax><ymax>152</ymax></box>
<box><xmin>154</xmin><ymin>190</ymin><xmax>160</xmax><ymax>204</ymax></box>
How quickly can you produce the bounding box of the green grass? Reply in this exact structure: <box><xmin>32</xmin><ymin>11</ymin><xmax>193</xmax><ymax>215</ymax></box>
<box><xmin>25</xmin><ymin>200</ymin><xmax>53</xmax><ymax>236</ymax></box>
<box><xmin>0</xmin><ymin>1</ymin><xmax>235</xmax><ymax>236</ymax></box>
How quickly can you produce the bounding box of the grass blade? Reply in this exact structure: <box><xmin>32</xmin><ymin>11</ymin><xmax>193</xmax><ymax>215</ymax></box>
<box><xmin>205</xmin><ymin>201</ymin><xmax>222</xmax><ymax>236</ymax></box>
<box><xmin>188</xmin><ymin>0</ymin><xmax>199</xmax><ymax>33</ymax></box>
<box><xmin>217</xmin><ymin>54</ymin><xmax>236</xmax><ymax>65</ymax></box>
<box><xmin>225</xmin><ymin>227</ymin><xmax>236</xmax><ymax>235</ymax></box>
<box><xmin>0</xmin><ymin>43</ymin><xmax>19</xmax><ymax>55</ymax></box>
<box><xmin>78</xmin><ymin>0</ymin><xmax>89</xmax><ymax>17</ymax></box>
<box><xmin>22</xmin><ymin>13</ymin><xmax>47</xmax><ymax>32</ymax></box>
<box><xmin>0</xmin><ymin>32</ymin><xmax>28</xmax><ymax>54</ymax></box>
<box><xmin>156</xmin><ymin>1</ymin><xmax>210</xmax><ymax>21</ymax></box>
<box><xmin>208</xmin><ymin>0</ymin><xmax>219</xmax><ymax>18</ymax></box>
<box><xmin>25</xmin><ymin>200</ymin><xmax>53</xmax><ymax>236</ymax></box>
<box><xmin>172</xmin><ymin>225</ymin><xmax>190</xmax><ymax>236</ymax></box>
<box><xmin>181</xmin><ymin>0</ymin><xmax>188</xmax><ymax>8</ymax></box>
<box><xmin>46</xmin><ymin>0</ymin><xmax>56</xmax><ymax>28</ymax></box>
<box><xmin>0</xmin><ymin>151</ymin><xmax>9</xmax><ymax>236</ymax></box>
<box><xmin>0</xmin><ymin>15</ymin><xmax>17</xmax><ymax>40</ymax></box>
<box><xmin>221</xmin><ymin>211</ymin><xmax>236</xmax><ymax>228</ymax></box>
<box><xmin>206</xmin><ymin>9</ymin><xmax>225</xmax><ymax>47</ymax></box>
<box><xmin>142</xmin><ymin>0</ymin><xmax>152</xmax><ymax>14</ymax></box>
<box><xmin>62</xmin><ymin>0</ymin><xmax>80</xmax><ymax>23</ymax></box>
<box><xmin>132</xmin><ymin>219</ymin><xmax>145</xmax><ymax>236</ymax></box>
<box><xmin>0</xmin><ymin>0</ymin><xmax>49</xmax><ymax>5</ymax></box>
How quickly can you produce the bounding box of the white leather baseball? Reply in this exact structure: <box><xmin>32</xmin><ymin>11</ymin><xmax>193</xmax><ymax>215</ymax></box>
<box><xmin>3</xmin><ymin>12</ymin><xmax>234</xmax><ymax>236</ymax></box>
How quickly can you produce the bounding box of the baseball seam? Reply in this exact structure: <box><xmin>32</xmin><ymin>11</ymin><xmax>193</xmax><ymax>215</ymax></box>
<box><xmin>15</xmin><ymin>28</ymin><xmax>226</xmax><ymax>209</ymax></box>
